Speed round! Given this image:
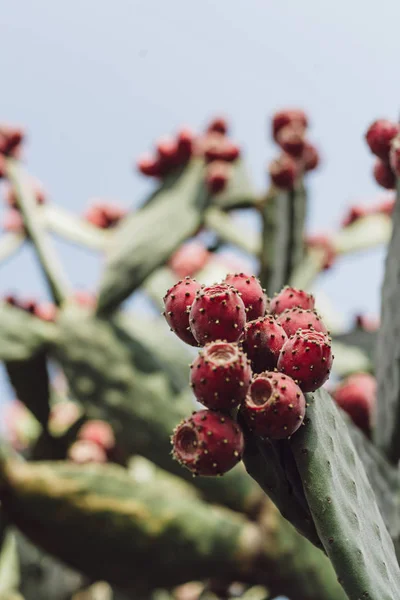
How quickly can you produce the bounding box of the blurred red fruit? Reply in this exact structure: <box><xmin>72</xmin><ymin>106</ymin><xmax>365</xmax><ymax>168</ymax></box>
<box><xmin>269</xmin><ymin>154</ymin><xmax>298</xmax><ymax>189</ymax></box>
<box><xmin>365</xmin><ymin>119</ymin><xmax>399</xmax><ymax>160</ymax></box>
<box><xmin>276</xmin><ymin>124</ymin><xmax>306</xmax><ymax>157</ymax></box>
<box><xmin>205</xmin><ymin>160</ymin><xmax>232</xmax><ymax>194</ymax></box>
<box><xmin>302</xmin><ymin>142</ymin><xmax>320</xmax><ymax>171</ymax></box>
<box><xmin>137</xmin><ymin>153</ymin><xmax>163</xmax><ymax>177</ymax></box>
<box><xmin>169</xmin><ymin>241</ymin><xmax>210</xmax><ymax>278</ymax></box>
<box><xmin>306</xmin><ymin>234</ymin><xmax>336</xmax><ymax>270</ymax></box>
<box><xmin>373</xmin><ymin>159</ymin><xmax>396</xmax><ymax>190</ymax></box>
<box><xmin>272</xmin><ymin>109</ymin><xmax>308</xmax><ymax>141</ymax></box>
<box><xmin>206</xmin><ymin>116</ymin><xmax>229</xmax><ymax>135</ymax></box>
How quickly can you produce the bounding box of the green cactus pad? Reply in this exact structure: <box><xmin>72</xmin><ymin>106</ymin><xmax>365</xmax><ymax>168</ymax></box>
<box><xmin>291</xmin><ymin>388</ymin><xmax>400</xmax><ymax>599</ymax></box>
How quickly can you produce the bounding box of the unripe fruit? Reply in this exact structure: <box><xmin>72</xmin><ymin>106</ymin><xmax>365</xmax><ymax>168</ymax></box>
<box><xmin>302</xmin><ymin>142</ymin><xmax>320</xmax><ymax>172</ymax></box>
<box><xmin>78</xmin><ymin>420</ymin><xmax>116</xmax><ymax>451</ymax></box>
<box><xmin>365</xmin><ymin>119</ymin><xmax>399</xmax><ymax>160</ymax></box>
<box><xmin>276</xmin><ymin>307</ymin><xmax>327</xmax><ymax>338</ymax></box>
<box><xmin>189</xmin><ymin>283</ymin><xmax>246</xmax><ymax>345</ymax></box>
<box><xmin>276</xmin><ymin>124</ymin><xmax>306</xmax><ymax>157</ymax></box>
<box><xmin>269</xmin><ymin>154</ymin><xmax>298</xmax><ymax>190</ymax></box>
<box><xmin>241</xmin><ymin>371</ymin><xmax>305</xmax><ymax>439</ymax></box>
<box><xmin>270</xmin><ymin>286</ymin><xmax>315</xmax><ymax>315</ymax></box>
<box><xmin>373</xmin><ymin>159</ymin><xmax>396</xmax><ymax>190</ymax></box>
<box><xmin>332</xmin><ymin>373</ymin><xmax>376</xmax><ymax>434</ymax></box>
<box><xmin>163</xmin><ymin>277</ymin><xmax>201</xmax><ymax>346</ymax></box>
<box><xmin>277</xmin><ymin>329</ymin><xmax>333</xmax><ymax>392</ymax></box>
<box><xmin>272</xmin><ymin>109</ymin><xmax>308</xmax><ymax>142</ymax></box>
<box><xmin>171</xmin><ymin>409</ymin><xmax>244</xmax><ymax>476</ymax></box>
<box><xmin>190</xmin><ymin>341</ymin><xmax>252</xmax><ymax>410</ymax></box>
<box><xmin>242</xmin><ymin>316</ymin><xmax>288</xmax><ymax>373</ymax></box>
<box><xmin>205</xmin><ymin>161</ymin><xmax>232</xmax><ymax>194</ymax></box>
<box><xmin>223</xmin><ymin>273</ymin><xmax>268</xmax><ymax>321</ymax></box>
<box><xmin>169</xmin><ymin>241</ymin><xmax>210</xmax><ymax>278</ymax></box>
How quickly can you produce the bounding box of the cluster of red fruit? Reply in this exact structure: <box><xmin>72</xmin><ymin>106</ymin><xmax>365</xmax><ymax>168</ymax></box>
<box><xmin>0</xmin><ymin>124</ymin><xmax>24</xmax><ymax>177</ymax></box>
<box><xmin>365</xmin><ymin>119</ymin><xmax>400</xmax><ymax>189</ymax></box>
<box><xmin>268</xmin><ymin>109</ymin><xmax>320</xmax><ymax>190</ymax></box>
<box><xmin>137</xmin><ymin>116</ymin><xmax>241</xmax><ymax>194</ymax></box>
<box><xmin>163</xmin><ymin>275</ymin><xmax>333</xmax><ymax>477</ymax></box>
<box><xmin>83</xmin><ymin>200</ymin><xmax>127</xmax><ymax>230</ymax></box>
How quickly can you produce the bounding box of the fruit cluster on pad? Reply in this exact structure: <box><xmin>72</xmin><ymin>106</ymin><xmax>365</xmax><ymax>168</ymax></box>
<box><xmin>163</xmin><ymin>275</ymin><xmax>333</xmax><ymax>477</ymax></box>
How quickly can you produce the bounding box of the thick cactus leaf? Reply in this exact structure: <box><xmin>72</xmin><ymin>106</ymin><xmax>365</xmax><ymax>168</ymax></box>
<box><xmin>374</xmin><ymin>184</ymin><xmax>400</xmax><ymax>462</ymax></box>
<box><xmin>0</xmin><ymin>458</ymin><xmax>345</xmax><ymax>599</ymax></box>
<box><xmin>43</xmin><ymin>205</ymin><xmax>109</xmax><ymax>251</ymax></box>
<box><xmin>331</xmin><ymin>340</ymin><xmax>372</xmax><ymax>377</ymax></box>
<box><xmin>335</xmin><ymin>213</ymin><xmax>391</xmax><ymax>254</ymax></box>
<box><xmin>0</xmin><ymin>303</ymin><xmax>56</xmax><ymax>362</ymax></box>
<box><xmin>213</xmin><ymin>160</ymin><xmax>258</xmax><ymax>211</ymax></box>
<box><xmin>5</xmin><ymin>354</ymin><xmax>50</xmax><ymax>428</ymax></box>
<box><xmin>5</xmin><ymin>160</ymin><xmax>70</xmax><ymax>305</ymax></box>
<box><xmin>291</xmin><ymin>388</ymin><xmax>400</xmax><ymax>599</ymax></box>
<box><xmin>259</xmin><ymin>182</ymin><xmax>307</xmax><ymax>296</ymax></box>
<box><xmin>96</xmin><ymin>159</ymin><xmax>209</xmax><ymax>315</ymax></box>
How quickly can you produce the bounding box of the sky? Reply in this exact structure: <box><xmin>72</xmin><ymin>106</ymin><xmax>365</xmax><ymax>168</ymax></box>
<box><xmin>0</xmin><ymin>1</ymin><xmax>399</xmax><ymax>397</ymax></box>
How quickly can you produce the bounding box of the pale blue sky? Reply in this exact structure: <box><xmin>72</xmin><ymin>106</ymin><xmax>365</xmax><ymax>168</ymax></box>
<box><xmin>0</xmin><ymin>1</ymin><xmax>399</xmax><ymax>320</ymax></box>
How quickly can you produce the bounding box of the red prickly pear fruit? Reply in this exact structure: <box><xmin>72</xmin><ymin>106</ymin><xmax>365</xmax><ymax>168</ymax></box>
<box><xmin>276</xmin><ymin>124</ymin><xmax>306</xmax><ymax>158</ymax></box>
<box><xmin>202</xmin><ymin>134</ymin><xmax>240</xmax><ymax>163</ymax></box>
<box><xmin>341</xmin><ymin>204</ymin><xmax>369</xmax><ymax>227</ymax></box>
<box><xmin>373</xmin><ymin>159</ymin><xmax>396</xmax><ymax>190</ymax></box>
<box><xmin>365</xmin><ymin>119</ymin><xmax>399</xmax><ymax>160</ymax></box>
<box><xmin>355</xmin><ymin>314</ymin><xmax>379</xmax><ymax>332</ymax></box>
<box><xmin>241</xmin><ymin>371</ymin><xmax>306</xmax><ymax>439</ymax></box>
<box><xmin>189</xmin><ymin>283</ymin><xmax>246</xmax><ymax>345</ymax></box>
<box><xmin>0</xmin><ymin>124</ymin><xmax>25</xmax><ymax>156</ymax></box>
<box><xmin>374</xmin><ymin>194</ymin><xmax>395</xmax><ymax>216</ymax></box>
<box><xmin>68</xmin><ymin>440</ymin><xmax>107</xmax><ymax>464</ymax></box>
<box><xmin>190</xmin><ymin>341</ymin><xmax>252</xmax><ymax>411</ymax></box>
<box><xmin>389</xmin><ymin>133</ymin><xmax>400</xmax><ymax>177</ymax></box>
<box><xmin>332</xmin><ymin>372</ymin><xmax>376</xmax><ymax>434</ymax></box>
<box><xmin>156</xmin><ymin>135</ymin><xmax>179</xmax><ymax>169</ymax></box>
<box><xmin>242</xmin><ymin>316</ymin><xmax>288</xmax><ymax>373</ymax></box>
<box><xmin>269</xmin><ymin>154</ymin><xmax>298</xmax><ymax>190</ymax></box>
<box><xmin>276</xmin><ymin>307</ymin><xmax>327</xmax><ymax>338</ymax></box>
<box><xmin>272</xmin><ymin>109</ymin><xmax>308</xmax><ymax>142</ymax></box>
<box><xmin>277</xmin><ymin>329</ymin><xmax>333</xmax><ymax>392</ymax></box>
<box><xmin>270</xmin><ymin>286</ymin><xmax>315</xmax><ymax>315</ymax></box>
<box><xmin>302</xmin><ymin>142</ymin><xmax>320</xmax><ymax>172</ymax></box>
<box><xmin>169</xmin><ymin>241</ymin><xmax>210</xmax><ymax>278</ymax></box>
<box><xmin>206</xmin><ymin>116</ymin><xmax>229</xmax><ymax>135</ymax></box>
<box><xmin>136</xmin><ymin>153</ymin><xmax>163</xmax><ymax>177</ymax></box>
<box><xmin>306</xmin><ymin>234</ymin><xmax>336</xmax><ymax>270</ymax></box>
<box><xmin>205</xmin><ymin>161</ymin><xmax>232</xmax><ymax>194</ymax></box>
<box><xmin>163</xmin><ymin>277</ymin><xmax>201</xmax><ymax>346</ymax></box>
<box><xmin>223</xmin><ymin>273</ymin><xmax>268</xmax><ymax>321</ymax></box>
<box><xmin>2</xmin><ymin>209</ymin><xmax>25</xmax><ymax>234</ymax></box>
<box><xmin>171</xmin><ymin>409</ymin><xmax>244</xmax><ymax>476</ymax></box>
<box><xmin>34</xmin><ymin>302</ymin><xmax>57</xmax><ymax>322</ymax></box>
<box><xmin>176</xmin><ymin>127</ymin><xmax>195</xmax><ymax>162</ymax></box>
<box><xmin>78</xmin><ymin>420</ymin><xmax>116</xmax><ymax>451</ymax></box>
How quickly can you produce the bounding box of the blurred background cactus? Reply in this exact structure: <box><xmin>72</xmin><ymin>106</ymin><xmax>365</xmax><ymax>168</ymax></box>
<box><xmin>1</xmin><ymin>3</ymin><xmax>400</xmax><ymax>600</ymax></box>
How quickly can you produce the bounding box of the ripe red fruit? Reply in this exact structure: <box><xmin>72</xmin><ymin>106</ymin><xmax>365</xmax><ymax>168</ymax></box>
<box><xmin>277</xmin><ymin>329</ymin><xmax>333</xmax><ymax>392</ymax></box>
<box><xmin>270</xmin><ymin>286</ymin><xmax>315</xmax><ymax>315</ymax></box>
<box><xmin>241</xmin><ymin>371</ymin><xmax>305</xmax><ymax>439</ymax></box>
<box><xmin>163</xmin><ymin>277</ymin><xmax>201</xmax><ymax>346</ymax></box>
<box><xmin>206</xmin><ymin>117</ymin><xmax>229</xmax><ymax>135</ymax></box>
<box><xmin>205</xmin><ymin>161</ymin><xmax>232</xmax><ymax>194</ymax></box>
<box><xmin>272</xmin><ymin>109</ymin><xmax>308</xmax><ymax>142</ymax></box>
<box><xmin>302</xmin><ymin>142</ymin><xmax>320</xmax><ymax>172</ymax></box>
<box><xmin>171</xmin><ymin>409</ymin><xmax>244</xmax><ymax>476</ymax></box>
<box><xmin>341</xmin><ymin>205</ymin><xmax>369</xmax><ymax>227</ymax></box>
<box><xmin>223</xmin><ymin>273</ymin><xmax>268</xmax><ymax>321</ymax></box>
<box><xmin>5</xmin><ymin>181</ymin><xmax>46</xmax><ymax>208</ymax></box>
<box><xmin>137</xmin><ymin>153</ymin><xmax>163</xmax><ymax>177</ymax></box>
<box><xmin>156</xmin><ymin>135</ymin><xmax>179</xmax><ymax>170</ymax></box>
<box><xmin>269</xmin><ymin>154</ymin><xmax>298</xmax><ymax>190</ymax></box>
<box><xmin>276</xmin><ymin>124</ymin><xmax>306</xmax><ymax>158</ymax></box>
<box><xmin>189</xmin><ymin>283</ymin><xmax>246</xmax><ymax>345</ymax></box>
<box><xmin>190</xmin><ymin>341</ymin><xmax>252</xmax><ymax>410</ymax></box>
<box><xmin>176</xmin><ymin>127</ymin><xmax>195</xmax><ymax>163</ymax></box>
<box><xmin>373</xmin><ymin>194</ymin><xmax>395</xmax><ymax>216</ymax></box>
<box><xmin>202</xmin><ymin>134</ymin><xmax>240</xmax><ymax>163</ymax></box>
<box><xmin>34</xmin><ymin>302</ymin><xmax>57</xmax><ymax>322</ymax></box>
<box><xmin>365</xmin><ymin>119</ymin><xmax>399</xmax><ymax>160</ymax></box>
<box><xmin>242</xmin><ymin>316</ymin><xmax>288</xmax><ymax>373</ymax></box>
<box><xmin>373</xmin><ymin>159</ymin><xmax>396</xmax><ymax>190</ymax></box>
<box><xmin>78</xmin><ymin>420</ymin><xmax>116</xmax><ymax>451</ymax></box>
<box><xmin>332</xmin><ymin>373</ymin><xmax>376</xmax><ymax>434</ymax></box>
<box><xmin>276</xmin><ymin>307</ymin><xmax>327</xmax><ymax>338</ymax></box>
<box><xmin>0</xmin><ymin>124</ymin><xmax>25</xmax><ymax>156</ymax></box>
<box><xmin>389</xmin><ymin>133</ymin><xmax>400</xmax><ymax>177</ymax></box>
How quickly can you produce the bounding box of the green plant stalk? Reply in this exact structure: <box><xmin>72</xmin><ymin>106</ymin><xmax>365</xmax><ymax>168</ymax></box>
<box><xmin>5</xmin><ymin>160</ymin><xmax>70</xmax><ymax>305</ymax></box>
<box><xmin>0</xmin><ymin>457</ymin><xmax>347</xmax><ymax>600</ymax></box>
